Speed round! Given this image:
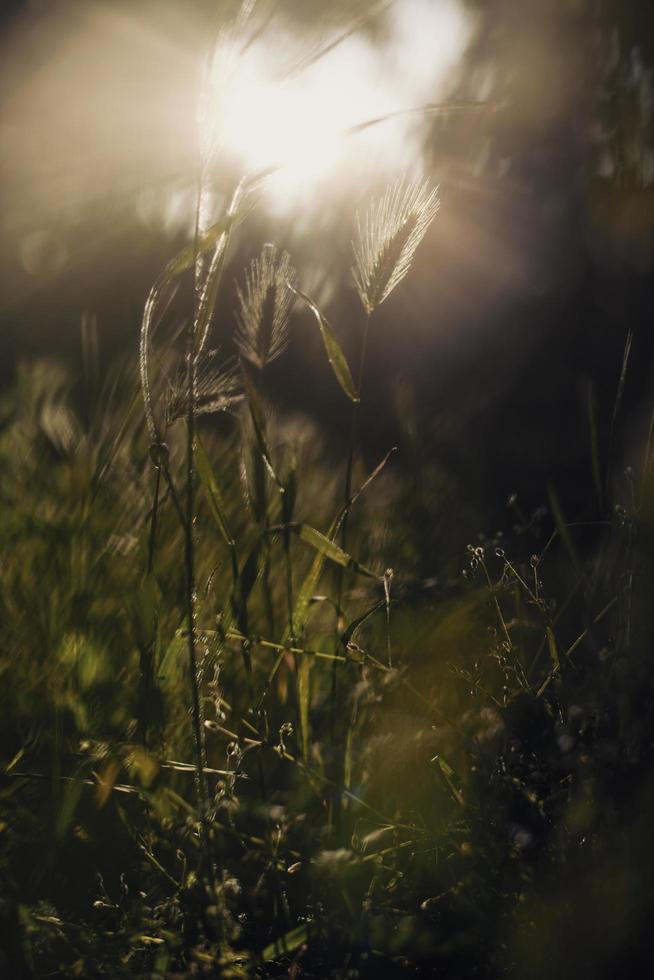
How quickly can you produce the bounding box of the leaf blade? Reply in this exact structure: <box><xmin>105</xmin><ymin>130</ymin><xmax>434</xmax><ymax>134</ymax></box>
<box><xmin>195</xmin><ymin>435</ymin><xmax>235</xmax><ymax>550</ymax></box>
<box><xmin>241</xmin><ymin>362</ymin><xmax>284</xmax><ymax>491</ymax></box>
<box><xmin>295</xmin><ymin>523</ymin><xmax>378</xmax><ymax>579</ymax></box>
<box><xmin>289</xmin><ymin>284</ymin><xmax>359</xmax><ymax>402</ymax></box>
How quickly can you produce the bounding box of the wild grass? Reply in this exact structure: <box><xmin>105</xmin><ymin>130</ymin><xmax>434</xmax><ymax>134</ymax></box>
<box><xmin>235</xmin><ymin>245</ymin><xmax>295</xmax><ymax>370</ymax></box>
<box><xmin>352</xmin><ymin>177</ymin><xmax>439</xmax><ymax>316</ymax></box>
<box><xmin>2</xmin><ymin>19</ymin><xmax>654</xmax><ymax>980</ymax></box>
<box><xmin>3</xmin><ymin>190</ymin><xmax>653</xmax><ymax>979</ymax></box>
<box><xmin>2</xmin><ymin>331</ymin><xmax>652</xmax><ymax>978</ymax></box>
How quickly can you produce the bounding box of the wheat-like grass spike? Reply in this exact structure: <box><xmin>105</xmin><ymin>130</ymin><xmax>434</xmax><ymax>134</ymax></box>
<box><xmin>235</xmin><ymin>245</ymin><xmax>296</xmax><ymax>369</ymax></box>
<box><xmin>166</xmin><ymin>353</ymin><xmax>242</xmax><ymax>424</ymax></box>
<box><xmin>352</xmin><ymin>177</ymin><xmax>439</xmax><ymax>315</ymax></box>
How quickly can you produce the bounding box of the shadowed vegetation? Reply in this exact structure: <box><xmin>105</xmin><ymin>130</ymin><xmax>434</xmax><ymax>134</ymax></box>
<box><xmin>2</xmin><ymin>1</ymin><xmax>654</xmax><ymax>977</ymax></box>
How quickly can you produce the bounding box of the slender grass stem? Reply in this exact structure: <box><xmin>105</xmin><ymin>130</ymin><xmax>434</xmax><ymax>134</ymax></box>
<box><xmin>342</xmin><ymin>312</ymin><xmax>371</xmax><ymax>547</ymax></box>
<box><xmin>284</xmin><ymin>535</ymin><xmax>295</xmax><ymax>641</ymax></box>
<box><xmin>180</xmin><ymin>146</ymin><xmax>219</xmax><ymax>901</ymax></box>
<box><xmin>328</xmin><ymin>311</ymin><xmax>371</xmax><ymax>824</ymax></box>
<box><xmin>147</xmin><ymin>465</ymin><xmax>161</xmax><ymax>575</ymax></box>
<box><xmin>137</xmin><ymin>465</ymin><xmax>162</xmax><ymax>746</ymax></box>
<box><xmin>333</xmin><ymin>310</ymin><xmax>371</xmax><ymax>647</ymax></box>
<box><xmin>184</xmin><ymin>340</ymin><xmax>208</xmax><ymax>817</ymax></box>
<box><xmin>162</xmin><ymin>461</ymin><xmax>188</xmax><ymax>530</ymax></box>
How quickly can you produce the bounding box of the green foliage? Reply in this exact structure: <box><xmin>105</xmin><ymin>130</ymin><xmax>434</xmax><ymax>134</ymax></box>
<box><xmin>3</xmin><ymin>320</ymin><xmax>654</xmax><ymax>977</ymax></box>
<box><xmin>2</xmin><ymin>67</ymin><xmax>654</xmax><ymax>980</ymax></box>
<box><xmin>289</xmin><ymin>284</ymin><xmax>359</xmax><ymax>402</ymax></box>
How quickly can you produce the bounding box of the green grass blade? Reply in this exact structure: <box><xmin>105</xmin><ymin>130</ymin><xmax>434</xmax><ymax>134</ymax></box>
<box><xmin>260</xmin><ymin>452</ymin><xmax>390</xmax><ymax>700</ymax></box>
<box><xmin>432</xmin><ymin>755</ymin><xmax>465</xmax><ymax>807</ymax></box>
<box><xmin>547</xmin><ymin>483</ymin><xmax>581</xmax><ymax>576</ymax></box>
<box><xmin>289</xmin><ymin>284</ymin><xmax>359</xmax><ymax>403</ymax></box>
<box><xmin>297</xmin><ymin>656</ymin><xmax>311</xmax><ymax>762</ymax></box>
<box><xmin>545</xmin><ymin>625</ymin><xmax>561</xmax><ymax>673</ymax></box>
<box><xmin>241</xmin><ymin>362</ymin><xmax>284</xmax><ymax>490</ymax></box>
<box><xmin>295</xmin><ymin>523</ymin><xmax>378</xmax><ymax>579</ymax></box>
<box><xmin>585</xmin><ymin>379</ymin><xmax>603</xmax><ymax>515</ymax></box>
<box><xmin>340</xmin><ymin>597</ymin><xmax>386</xmax><ymax>649</ymax></box>
<box><xmin>163</xmin><ymin>212</ymin><xmax>240</xmax><ymax>280</ymax></box>
<box><xmin>261</xmin><ymin>922</ymin><xmax>308</xmax><ymax>962</ymax></box>
<box><xmin>195</xmin><ymin>435</ymin><xmax>234</xmax><ymax>548</ymax></box>
<box><xmin>289</xmin><ymin>548</ymin><xmax>329</xmax><ymax>640</ymax></box>
<box><xmin>609</xmin><ymin>327</ymin><xmax>633</xmax><ymax>445</ymax></box>
<box><xmin>260</xmin><ymin>454</ymin><xmax>387</xmax><ymax>704</ymax></box>
<box><xmin>259</xmin><ymin>544</ymin><xmax>332</xmax><ymax>710</ymax></box>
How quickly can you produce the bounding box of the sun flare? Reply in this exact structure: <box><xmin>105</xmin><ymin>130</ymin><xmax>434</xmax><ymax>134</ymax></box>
<box><xmin>205</xmin><ymin>0</ymin><xmax>474</xmax><ymax>210</ymax></box>
<box><xmin>215</xmin><ymin>46</ymin><xmax>346</xmax><ymax>196</ymax></box>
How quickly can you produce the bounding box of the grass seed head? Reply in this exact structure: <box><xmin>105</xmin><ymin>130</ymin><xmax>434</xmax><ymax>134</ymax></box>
<box><xmin>166</xmin><ymin>354</ymin><xmax>242</xmax><ymax>424</ymax></box>
<box><xmin>352</xmin><ymin>177</ymin><xmax>439</xmax><ymax>315</ymax></box>
<box><xmin>235</xmin><ymin>245</ymin><xmax>296</xmax><ymax>369</ymax></box>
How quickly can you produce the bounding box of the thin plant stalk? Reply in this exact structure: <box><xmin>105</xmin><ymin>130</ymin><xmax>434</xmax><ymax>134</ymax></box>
<box><xmin>235</xmin><ymin>245</ymin><xmax>297</xmax><ymax>638</ymax></box>
<box><xmin>283</xmin><ymin>526</ymin><xmax>295</xmax><ymax>641</ymax></box>
<box><xmin>340</xmin><ymin>311</ymin><xmax>371</xmax><ymax>555</ymax></box>
<box><xmin>147</xmin><ymin>466</ymin><xmax>162</xmax><ymax>575</ymax></box>
<box><xmin>255</xmin><ymin>368</ymin><xmax>276</xmax><ymax>637</ymax></box>
<box><xmin>326</xmin><ymin>175</ymin><xmax>438</xmax><ymax>805</ymax></box>
<box><xmin>183</xmin><ymin>331</ymin><xmax>209</xmax><ymax>819</ymax></box>
<box><xmin>137</xmin><ymin>464</ymin><xmax>162</xmax><ymax>746</ymax></box>
<box><xmin>180</xmin><ymin>167</ymin><xmax>275</xmax><ymax>882</ymax></box>
<box><xmin>329</xmin><ymin>310</ymin><xmax>371</xmax><ymax>764</ymax></box>
<box><xmin>179</xmin><ymin>151</ymin><xmax>224</xmax><ymax>893</ymax></box>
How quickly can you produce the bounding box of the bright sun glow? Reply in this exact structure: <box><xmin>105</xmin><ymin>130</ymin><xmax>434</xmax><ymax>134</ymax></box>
<box><xmin>206</xmin><ymin>0</ymin><xmax>474</xmax><ymax>211</ymax></box>
<box><xmin>217</xmin><ymin>50</ymin><xmax>345</xmax><ymax>192</ymax></box>
<box><xmin>1</xmin><ymin>0</ymin><xmax>477</xmax><ymax>256</ymax></box>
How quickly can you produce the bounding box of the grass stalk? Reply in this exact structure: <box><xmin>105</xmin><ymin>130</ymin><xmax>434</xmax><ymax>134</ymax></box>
<box><xmin>329</xmin><ymin>310</ymin><xmax>371</xmax><ymax>815</ymax></box>
<box><xmin>136</xmin><ymin>464</ymin><xmax>161</xmax><ymax>746</ymax></box>
<box><xmin>183</xmin><ymin>336</ymin><xmax>209</xmax><ymax>819</ymax></box>
<box><xmin>146</xmin><ymin>465</ymin><xmax>162</xmax><ymax>575</ymax></box>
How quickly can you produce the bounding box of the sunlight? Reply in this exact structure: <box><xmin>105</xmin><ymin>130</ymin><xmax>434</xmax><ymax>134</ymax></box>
<box><xmin>216</xmin><ymin>45</ymin><xmax>346</xmax><ymax>196</ymax></box>
<box><xmin>207</xmin><ymin>0</ymin><xmax>474</xmax><ymax>211</ymax></box>
<box><xmin>0</xmin><ymin>0</ymin><xmax>474</xmax><ymax>251</ymax></box>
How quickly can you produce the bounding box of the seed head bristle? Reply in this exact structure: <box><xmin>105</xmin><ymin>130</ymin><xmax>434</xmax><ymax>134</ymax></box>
<box><xmin>235</xmin><ymin>245</ymin><xmax>296</xmax><ymax>369</ymax></box>
<box><xmin>352</xmin><ymin>177</ymin><xmax>439</xmax><ymax>315</ymax></box>
<box><xmin>166</xmin><ymin>354</ymin><xmax>242</xmax><ymax>424</ymax></box>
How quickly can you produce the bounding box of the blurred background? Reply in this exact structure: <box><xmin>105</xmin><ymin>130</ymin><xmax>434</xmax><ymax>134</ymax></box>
<box><xmin>1</xmin><ymin>0</ymin><xmax>653</xmax><ymax>538</ymax></box>
<box><xmin>2</xmin><ymin>5</ymin><xmax>654</xmax><ymax>976</ymax></box>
